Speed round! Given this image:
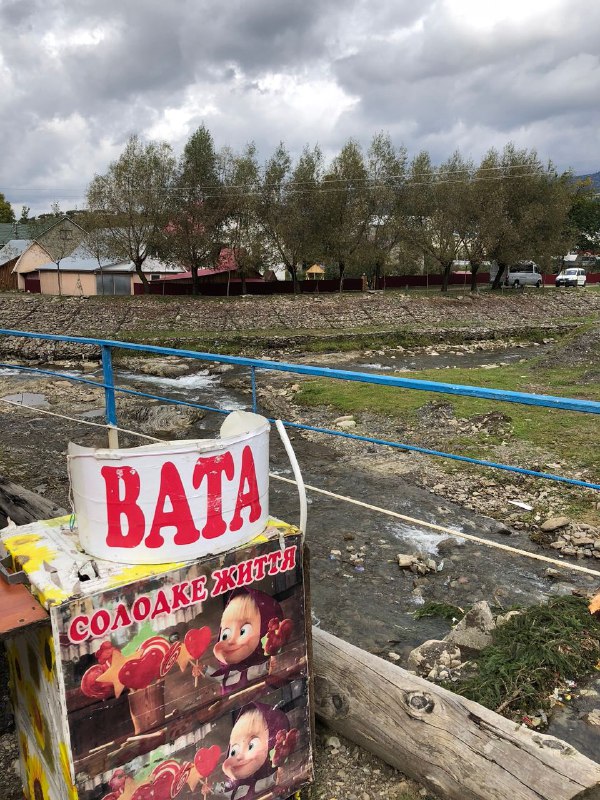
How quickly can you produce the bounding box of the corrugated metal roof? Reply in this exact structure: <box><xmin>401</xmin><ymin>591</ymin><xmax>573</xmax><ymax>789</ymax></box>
<box><xmin>0</xmin><ymin>239</ymin><xmax>32</xmax><ymax>266</ymax></box>
<box><xmin>36</xmin><ymin>253</ymin><xmax>186</xmax><ymax>274</ymax></box>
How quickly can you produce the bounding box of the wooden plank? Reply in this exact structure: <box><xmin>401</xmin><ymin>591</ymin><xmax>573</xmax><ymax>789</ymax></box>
<box><xmin>312</xmin><ymin>627</ymin><xmax>600</xmax><ymax>800</ymax></box>
<box><xmin>0</xmin><ymin>578</ymin><xmax>48</xmax><ymax>636</ymax></box>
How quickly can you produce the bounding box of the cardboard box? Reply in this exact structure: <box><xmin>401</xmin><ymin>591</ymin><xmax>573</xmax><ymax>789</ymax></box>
<box><xmin>3</xmin><ymin>516</ymin><xmax>312</xmax><ymax>800</ymax></box>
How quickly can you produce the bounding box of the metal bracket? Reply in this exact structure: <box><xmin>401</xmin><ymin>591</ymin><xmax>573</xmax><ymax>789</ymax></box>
<box><xmin>0</xmin><ymin>556</ymin><xmax>28</xmax><ymax>585</ymax></box>
<box><xmin>0</xmin><ymin>543</ymin><xmax>29</xmax><ymax>586</ymax></box>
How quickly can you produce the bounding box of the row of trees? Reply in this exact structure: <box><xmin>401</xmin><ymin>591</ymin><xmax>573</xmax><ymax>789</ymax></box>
<box><xmin>77</xmin><ymin>130</ymin><xmax>599</xmax><ymax>292</ymax></box>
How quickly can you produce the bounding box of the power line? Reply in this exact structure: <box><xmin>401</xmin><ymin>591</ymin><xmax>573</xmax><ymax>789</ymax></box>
<box><xmin>2</xmin><ymin>169</ymin><xmax>558</xmax><ymax>206</ymax></box>
<box><xmin>2</xmin><ymin>161</ymin><xmax>563</xmax><ymax>198</ymax></box>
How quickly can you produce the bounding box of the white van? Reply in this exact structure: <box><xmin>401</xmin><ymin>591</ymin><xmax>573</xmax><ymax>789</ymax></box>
<box><xmin>505</xmin><ymin>262</ymin><xmax>543</xmax><ymax>288</ymax></box>
<box><xmin>555</xmin><ymin>268</ymin><xmax>586</xmax><ymax>288</ymax></box>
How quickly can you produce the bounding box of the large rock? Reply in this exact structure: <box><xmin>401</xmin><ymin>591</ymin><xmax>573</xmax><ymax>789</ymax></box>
<box><xmin>406</xmin><ymin>639</ymin><xmax>462</xmax><ymax>677</ymax></box>
<box><xmin>129</xmin><ymin>404</ymin><xmax>205</xmax><ymax>436</ymax></box>
<box><xmin>540</xmin><ymin>516</ymin><xmax>571</xmax><ymax>532</ymax></box>
<box><xmin>446</xmin><ymin>600</ymin><xmax>496</xmax><ymax>651</ymax></box>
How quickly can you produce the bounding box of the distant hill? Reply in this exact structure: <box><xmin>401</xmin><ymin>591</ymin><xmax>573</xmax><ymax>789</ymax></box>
<box><xmin>575</xmin><ymin>171</ymin><xmax>600</xmax><ymax>190</ymax></box>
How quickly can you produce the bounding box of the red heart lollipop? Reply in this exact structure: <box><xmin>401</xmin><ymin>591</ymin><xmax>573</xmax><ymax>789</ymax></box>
<box><xmin>150</xmin><ymin>770</ymin><xmax>174</xmax><ymax>800</ymax></box>
<box><xmin>130</xmin><ymin>784</ymin><xmax>154</xmax><ymax>800</ymax></box>
<box><xmin>171</xmin><ymin>762</ymin><xmax>192</xmax><ymax>797</ymax></box>
<box><xmin>184</xmin><ymin>626</ymin><xmax>212</xmax><ymax>660</ymax></box>
<box><xmin>119</xmin><ymin>649</ymin><xmax>163</xmax><ymax>690</ymax></box>
<box><xmin>194</xmin><ymin>745</ymin><xmax>221</xmax><ymax>778</ymax></box>
<box><xmin>160</xmin><ymin>641</ymin><xmax>182</xmax><ymax>678</ymax></box>
<box><xmin>81</xmin><ymin>664</ymin><xmax>114</xmax><ymax>700</ymax></box>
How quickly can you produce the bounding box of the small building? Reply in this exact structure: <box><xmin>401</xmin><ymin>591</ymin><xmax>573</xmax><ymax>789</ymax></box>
<box><xmin>305</xmin><ymin>264</ymin><xmax>326</xmax><ymax>280</ymax></box>
<box><xmin>12</xmin><ymin>216</ymin><xmax>86</xmax><ymax>291</ymax></box>
<box><xmin>0</xmin><ymin>239</ymin><xmax>31</xmax><ymax>291</ymax></box>
<box><xmin>31</xmin><ymin>249</ymin><xmax>185</xmax><ymax>296</ymax></box>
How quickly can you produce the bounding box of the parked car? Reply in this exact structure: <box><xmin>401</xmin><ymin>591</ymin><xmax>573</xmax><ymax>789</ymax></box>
<box><xmin>505</xmin><ymin>261</ymin><xmax>543</xmax><ymax>288</ymax></box>
<box><xmin>555</xmin><ymin>267</ymin><xmax>586</xmax><ymax>288</ymax></box>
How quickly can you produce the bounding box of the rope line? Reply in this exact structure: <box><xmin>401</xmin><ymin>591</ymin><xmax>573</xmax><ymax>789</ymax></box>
<box><xmin>0</xmin><ymin>397</ymin><xmax>159</xmax><ymax>441</ymax></box>
<box><xmin>271</xmin><ymin>474</ymin><xmax>600</xmax><ymax>579</ymax></box>
<box><xmin>2</xmin><ymin>397</ymin><xmax>598</xmax><ymax>580</ymax></box>
<box><xmin>1</xmin><ymin>359</ymin><xmax>598</xmax><ymax>490</ymax></box>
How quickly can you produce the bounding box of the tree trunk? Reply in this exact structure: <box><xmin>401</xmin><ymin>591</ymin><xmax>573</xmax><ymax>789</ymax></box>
<box><xmin>191</xmin><ymin>265</ymin><xmax>200</xmax><ymax>296</ymax></box>
<box><xmin>290</xmin><ymin>264</ymin><xmax>299</xmax><ymax>294</ymax></box>
<box><xmin>373</xmin><ymin>261</ymin><xmax>382</xmax><ymax>290</ymax></box>
<box><xmin>313</xmin><ymin>627</ymin><xmax>600</xmax><ymax>800</ymax></box>
<box><xmin>470</xmin><ymin>261</ymin><xmax>481</xmax><ymax>293</ymax></box>
<box><xmin>338</xmin><ymin>261</ymin><xmax>345</xmax><ymax>293</ymax></box>
<box><xmin>441</xmin><ymin>261</ymin><xmax>452</xmax><ymax>292</ymax></box>
<box><xmin>492</xmin><ymin>261</ymin><xmax>508</xmax><ymax>290</ymax></box>
<box><xmin>241</xmin><ymin>272</ymin><xmax>247</xmax><ymax>295</ymax></box>
<box><xmin>135</xmin><ymin>260</ymin><xmax>150</xmax><ymax>293</ymax></box>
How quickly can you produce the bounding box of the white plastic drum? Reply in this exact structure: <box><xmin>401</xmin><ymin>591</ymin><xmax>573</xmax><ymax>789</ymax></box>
<box><xmin>68</xmin><ymin>411</ymin><xmax>270</xmax><ymax>564</ymax></box>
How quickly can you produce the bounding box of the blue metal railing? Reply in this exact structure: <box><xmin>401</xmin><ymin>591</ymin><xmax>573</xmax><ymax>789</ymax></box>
<box><xmin>1</xmin><ymin>329</ymin><xmax>599</xmax><ymax>491</ymax></box>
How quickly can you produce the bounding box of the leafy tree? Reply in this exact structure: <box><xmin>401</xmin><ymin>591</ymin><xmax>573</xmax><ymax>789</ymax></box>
<box><xmin>0</xmin><ymin>192</ymin><xmax>15</xmax><ymax>223</ymax></box>
<box><xmin>18</xmin><ymin>206</ymin><xmax>31</xmax><ymax>224</ymax></box>
<box><xmin>454</xmin><ymin>154</ymin><xmax>500</xmax><ymax>292</ymax></box>
<box><xmin>258</xmin><ymin>143</ymin><xmax>323</xmax><ymax>293</ymax></box>
<box><xmin>86</xmin><ymin>135</ymin><xmax>176</xmax><ymax>292</ymax></box>
<box><xmin>360</xmin><ymin>133</ymin><xmax>408</xmax><ymax>287</ymax></box>
<box><xmin>319</xmin><ymin>139</ymin><xmax>370</xmax><ymax>290</ymax></box>
<box><xmin>484</xmin><ymin>145</ymin><xmax>574</xmax><ymax>288</ymax></box>
<box><xmin>222</xmin><ymin>143</ymin><xmax>270</xmax><ymax>295</ymax></box>
<box><xmin>403</xmin><ymin>151</ymin><xmax>470</xmax><ymax>292</ymax></box>
<box><xmin>162</xmin><ymin>125</ymin><xmax>229</xmax><ymax>295</ymax></box>
<box><xmin>568</xmin><ymin>179</ymin><xmax>600</xmax><ymax>252</ymax></box>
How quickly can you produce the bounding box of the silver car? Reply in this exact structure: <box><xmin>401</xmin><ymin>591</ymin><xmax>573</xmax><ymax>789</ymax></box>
<box><xmin>505</xmin><ymin>262</ymin><xmax>543</xmax><ymax>288</ymax></box>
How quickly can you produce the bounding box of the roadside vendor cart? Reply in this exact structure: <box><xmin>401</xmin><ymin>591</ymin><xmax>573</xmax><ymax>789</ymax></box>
<box><xmin>0</xmin><ymin>412</ymin><xmax>313</xmax><ymax>800</ymax></box>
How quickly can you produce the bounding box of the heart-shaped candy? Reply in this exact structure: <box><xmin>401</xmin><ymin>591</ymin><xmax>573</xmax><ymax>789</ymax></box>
<box><xmin>81</xmin><ymin>664</ymin><xmax>114</xmax><ymax>700</ymax></box>
<box><xmin>194</xmin><ymin>744</ymin><xmax>221</xmax><ymax>778</ymax></box>
<box><xmin>184</xmin><ymin>626</ymin><xmax>212</xmax><ymax>660</ymax></box>
<box><xmin>118</xmin><ymin>649</ymin><xmax>162</xmax><ymax>690</ymax></box>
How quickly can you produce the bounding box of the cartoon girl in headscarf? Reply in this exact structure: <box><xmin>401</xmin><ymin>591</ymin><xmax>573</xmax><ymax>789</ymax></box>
<box><xmin>211</xmin><ymin>588</ymin><xmax>293</xmax><ymax>695</ymax></box>
<box><xmin>222</xmin><ymin>702</ymin><xmax>298</xmax><ymax>800</ymax></box>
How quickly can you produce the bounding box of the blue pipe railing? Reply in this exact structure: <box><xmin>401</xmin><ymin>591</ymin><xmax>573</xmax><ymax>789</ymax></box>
<box><xmin>1</xmin><ymin>329</ymin><xmax>599</xmax><ymax>491</ymax></box>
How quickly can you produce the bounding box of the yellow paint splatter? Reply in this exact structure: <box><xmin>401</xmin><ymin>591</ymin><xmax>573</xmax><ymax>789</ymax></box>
<box><xmin>59</xmin><ymin>742</ymin><xmax>78</xmax><ymax>800</ymax></box>
<box><xmin>106</xmin><ymin>561</ymin><xmax>185</xmax><ymax>588</ymax></box>
<box><xmin>3</xmin><ymin>534</ymin><xmax>58</xmax><ymax>573</ymax></box>
<box><xmin>36</xmin><ymin>584</ymin><xmax>71</xmax><ymax>606</ymax></box>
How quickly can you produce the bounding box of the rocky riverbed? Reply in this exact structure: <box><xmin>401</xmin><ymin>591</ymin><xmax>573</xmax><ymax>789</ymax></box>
<box><xmin>1</xmin><ymin>289</ymin><xmax>599</xmax><ymax>360</ymax></box>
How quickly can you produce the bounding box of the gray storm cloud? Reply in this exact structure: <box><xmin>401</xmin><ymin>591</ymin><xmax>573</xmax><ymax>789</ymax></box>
<box><xmin>1</xmin><ymin>0</ymin><xmax>598</xmax><ymax>214</ymax></box>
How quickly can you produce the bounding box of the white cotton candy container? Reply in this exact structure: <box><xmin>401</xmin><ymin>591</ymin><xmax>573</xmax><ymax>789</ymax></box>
<box><xmin>68</xmin><ymin>411</ymin><xmax>270</xmax><ymax>564</ymax></box>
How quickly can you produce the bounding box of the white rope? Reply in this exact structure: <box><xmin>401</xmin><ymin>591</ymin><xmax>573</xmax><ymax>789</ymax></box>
<box><xmin>3</xmin><ymin>397</ymin><xmax>599</xmax><ymax>579</ymax></box>
<box><xmin>0</xmin><ymin>397</ymin><xmax>160</xmax><ymax>441</ymax></box>
<box><xmin>271</xmin><ymin>474</ymin><xmax>600</xmax><ymax>579</ymax></box>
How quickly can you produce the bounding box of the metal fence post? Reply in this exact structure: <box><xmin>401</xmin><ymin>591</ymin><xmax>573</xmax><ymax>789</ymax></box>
<box><xmin>251</xmin><ymin>366</ymin><xmax>257</xmax><ymax>413</ymax></box>
<box><xmin>101</xmin><ymin>345</ymin><xmax>119</xmax><ymax>448</ymax></box>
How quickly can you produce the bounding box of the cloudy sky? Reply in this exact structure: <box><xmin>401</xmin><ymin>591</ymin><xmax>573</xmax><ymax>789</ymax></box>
<box><xmin>1</xmin><ymin>0</ymin><xmax>599</xmax><ymax>216</ymax></box>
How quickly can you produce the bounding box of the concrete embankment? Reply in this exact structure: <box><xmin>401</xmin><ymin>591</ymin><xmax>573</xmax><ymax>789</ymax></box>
<box><xmin>0</xmin><ymin>290</ymin><xmax>598</xmax><ymax>359</ymax></box>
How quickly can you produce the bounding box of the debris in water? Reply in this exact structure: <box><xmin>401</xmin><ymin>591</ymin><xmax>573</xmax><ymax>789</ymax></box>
<box><xmin>508</xmin><ymin>500</ymin><xmax>533</xmax><ymax>511</ymax></box>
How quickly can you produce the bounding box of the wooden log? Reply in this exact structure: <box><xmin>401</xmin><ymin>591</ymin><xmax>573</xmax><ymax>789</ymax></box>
<box><xmin>0</xmin><ymin>476</ymin><xmax>66</xmax><ymax>529</ymax></box>
<box><xmin>312</xmin><ymin>627</ymin><xmax>600</xmax><ymax>800</ymax></box>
